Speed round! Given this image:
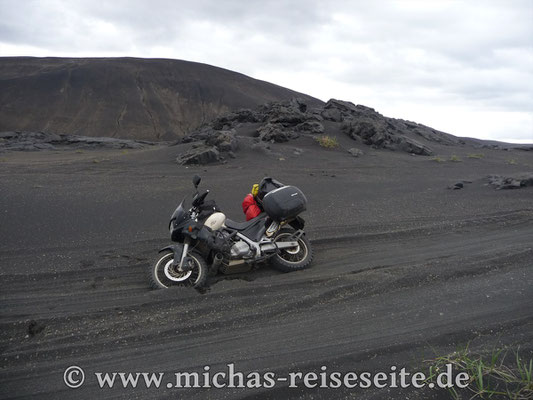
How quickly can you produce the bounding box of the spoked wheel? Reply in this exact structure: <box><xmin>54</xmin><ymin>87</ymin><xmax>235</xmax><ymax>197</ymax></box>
<box><xmin>270</xmin><ymin>228</ymin><xmax>313</xmax><ymax>272</ymax></box>
<box><xmin>150</xmin><ymin>250</ymin><xmax>207</xmax><ymax>289</ymax></box>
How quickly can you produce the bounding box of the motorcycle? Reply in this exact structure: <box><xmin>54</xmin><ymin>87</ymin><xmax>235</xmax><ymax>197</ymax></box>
<box><xmin>150</xmin><ymin>175</ymin><xmax>313</xmax><ymax>289</ymax></box>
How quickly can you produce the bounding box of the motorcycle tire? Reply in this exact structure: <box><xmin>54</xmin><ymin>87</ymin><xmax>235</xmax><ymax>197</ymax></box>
<box><xmin>150</xmin><ymin>249</ymin><xmax>207</xmax><ymax>289</ymax></box>
<box><xmin>270</xmin><ymin>228</ymin><xmax>313</xmax><ymax>272</ymax></box>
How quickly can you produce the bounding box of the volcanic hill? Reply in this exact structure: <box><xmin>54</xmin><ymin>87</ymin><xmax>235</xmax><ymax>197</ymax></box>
<box><xmin>0</xmin><ymin>57</ymin><xmax>322</xmax><ymax>140</ymax></box>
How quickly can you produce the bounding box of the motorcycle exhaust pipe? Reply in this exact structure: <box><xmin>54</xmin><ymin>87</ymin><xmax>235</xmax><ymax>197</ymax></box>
<box><xmin>211</xmin><ymin>253</ymin><xmax>223</xmax><ymax>274</ymax></box>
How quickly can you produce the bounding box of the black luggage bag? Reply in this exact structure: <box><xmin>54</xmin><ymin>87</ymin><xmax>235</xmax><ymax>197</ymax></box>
<box><xmin>262</xmin><ymin>185</ymin><xmax>307</xmax><ymax>222</ymax></box>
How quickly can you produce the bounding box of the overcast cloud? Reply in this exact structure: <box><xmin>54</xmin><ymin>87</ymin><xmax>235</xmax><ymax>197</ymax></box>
<box><xmin>1</xmin><ymin>0</ymin><xmax>532</xmax><ymax>142</ymax></box>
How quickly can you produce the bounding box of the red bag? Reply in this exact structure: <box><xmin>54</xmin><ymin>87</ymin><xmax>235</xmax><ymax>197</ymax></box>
<box><xmin>242</xmin><ymin>194</ymin><xmax>261</xmax><ymax>221</ymax></box>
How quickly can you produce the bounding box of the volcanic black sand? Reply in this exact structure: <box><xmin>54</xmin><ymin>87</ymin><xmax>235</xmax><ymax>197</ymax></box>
<box><xmin>1</xmin><ymin>132</ymin><xmax>532</xmax><ymax>399</ymax></box>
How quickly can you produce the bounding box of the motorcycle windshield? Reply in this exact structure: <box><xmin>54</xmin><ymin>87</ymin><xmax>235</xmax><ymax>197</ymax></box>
<box><xmin>170</xmin><ymin>198</ymin><xmax>189</xmax><ymax>225</ymax></box>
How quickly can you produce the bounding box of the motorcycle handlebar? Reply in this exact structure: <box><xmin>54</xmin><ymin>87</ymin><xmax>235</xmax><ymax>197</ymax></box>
<box><xmin>192</xmin><ymin>190</ymin><xmax>209</xmax><ymax>207</ymax></box>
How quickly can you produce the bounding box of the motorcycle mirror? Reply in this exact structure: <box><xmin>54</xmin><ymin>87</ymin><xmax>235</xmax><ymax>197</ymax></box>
<box><xmin>192</xmin><ymin>175</ymin><xmax>201</xmax><ymax>189</ymax></box>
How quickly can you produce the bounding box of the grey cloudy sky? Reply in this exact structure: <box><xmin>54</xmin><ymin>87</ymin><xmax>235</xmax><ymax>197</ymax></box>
<box><xmin>1</xmin><ymin>0</ymin><xmax>532</xmax><ymax>142</ymax></box>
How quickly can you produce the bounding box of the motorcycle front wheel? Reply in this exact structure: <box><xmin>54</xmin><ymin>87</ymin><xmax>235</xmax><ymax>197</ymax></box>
<box><xmin>150</xmin><ymin>250</ymin><xmax>207</xmax><ymax>289</ymax></box>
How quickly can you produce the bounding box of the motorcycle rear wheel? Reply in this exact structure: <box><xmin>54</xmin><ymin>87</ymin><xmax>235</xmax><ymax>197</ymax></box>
<box><xmin>270</xmin><ymin>228</ymin><xmax>313</xmax><ymax>272</ymax></box>
<box><xmin>150</xmin><ymin>250</ymin><xmax>207</xmax><ymax>289</ymax></box>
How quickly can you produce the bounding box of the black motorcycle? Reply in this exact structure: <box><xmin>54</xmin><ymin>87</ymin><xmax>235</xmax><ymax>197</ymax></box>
<box><xmin>150</xmin><ymin>175</ymin><xmax>313</xmax><ymax>289</ymax></box>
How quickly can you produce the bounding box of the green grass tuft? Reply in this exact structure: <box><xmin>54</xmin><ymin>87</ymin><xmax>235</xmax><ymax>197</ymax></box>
<box><xmin>449</xmin><ymin>155</ymin><xmax>462</xmax><ymax>162</ymax></box>
<box><xmin>467</xmin><ymin>153</ymin><xmax>485</xmax><ymax>159</ymax></box>
<box><xmin>315</xmin><ymin>135</ymin><xmax>339</xmax><ymax>149</ymax></box>
<box><xmin>425</xmin><ymin>345</ymin><xmax>533</xmax><ymax>399</ymax></box>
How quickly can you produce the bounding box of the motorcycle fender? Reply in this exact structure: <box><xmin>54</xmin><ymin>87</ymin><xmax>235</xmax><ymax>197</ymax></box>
<box><xmin>289</xmin><ymin>216</ymin><xmax>305</xmax><ymax>230</ymax></box>
<box><xmin>158</xmin><ymin>245</ymin><xmax>184</xmax><ymax>261</ymax></box>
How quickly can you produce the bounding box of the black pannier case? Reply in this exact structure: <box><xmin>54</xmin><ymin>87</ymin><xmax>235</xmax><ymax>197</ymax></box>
<box><xmin>257</xmin><ymin>177</ymin><xmax>285</xmax><ymax>201</ymax></box>
<box><xmin>262</xmin><ymin>186</ymin><xmax>307</xmax><ymax>222</ymax></box>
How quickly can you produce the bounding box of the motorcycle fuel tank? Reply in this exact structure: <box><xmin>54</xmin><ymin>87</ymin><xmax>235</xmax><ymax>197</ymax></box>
<box><xmin>204</xmin><ymin>212</ymin><xmax>226</xmax><ymax>231</ymax></box>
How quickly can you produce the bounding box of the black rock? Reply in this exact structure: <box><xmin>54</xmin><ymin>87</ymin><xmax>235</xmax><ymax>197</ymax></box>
<box><xmin>295</xmin><ymin>121</ymin><xmax>324</xmax><ymax>134</ymax></box>
<box><xmin>0</xmin><ymin>131</ymin><xmax>16</xmax><ymax>139</ymax></box>
<box><xmin>321</xmin><ymin>107</ymin><xmax>343</xmax><ymax>122</ymax></box>
<box><xmin>205</xmin><ymin>129</ymin><xmax>238</xmax><ymax>152</ymax></box>
<box><xmin>397</xmin><ymin>137</ymin><xmax>433</xmax><ymax>156</ymax></box>
<box><xmin>341</xmin><ymin>114</ymin><xmax>434</xmax><ymax>155</ymax></box>
<box><xmin>28</xmin><ymin>320</ymin><xmax>45</xmax><ymax>337</ymax></box>
<box><xmin>212</xmin><ymin>109</ymin><xmax>263</xmax><ymax>130</ymax></box>
<box><xmin>348</xmin><ymin>148</ymin><xmax>364</xmax><ymax>157</ymax></box>
<box><xmin>343</xmin><ymin>119</ymin><xmax>390</xmax><ymax>147</ymax></box>
<box><xmin>260</xmin><ymin>98</ymin><xmax>309</xmax><ymax>125</ymax></box>
<box><xmin>257</xmin><ymin>123</ymin><xmax>298</xmax><ymax>143</ymax></box>
<box><xmin>488</xmin><ymin>174</ymin><xmax>533</xmax><ymax>190</ymax></box>
<box><xmin>176</xmin><ymin>145</ymin><xmax>220</xmax><ymax>165</ymax></box>
<box><xmin>324</xmin><ymin>99</ymin><xmax>358</xmax><ymax>114</ymax></box>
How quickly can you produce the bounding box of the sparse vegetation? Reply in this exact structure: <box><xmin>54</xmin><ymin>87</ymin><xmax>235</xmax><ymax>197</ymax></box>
<box><xmin>315</xmin><ymin>135</ymin><xmax>339</xmax><ymax>149</ymax></box>
<box><xmin>431</xmin><ymin>156</ymin><xmax>445</xmax><ymax>163</ymax></box>
<box><xmin>425</xmin><ymin>345</ymin><xmax>533</xmax><ymax>400</ymax></box>
<box><xmin>507</xmin><ymin>159</ymin><xmax>517</xmax><ymax>165</ymax></box>
<box><xmin>449</xmin><ymin>155</ymin><xmax>462</xmax><ymax>162</ymax></box>
<box><xmin>467</xmin><ymin>153</ymin><xmax>485</xmax><ymax>159</ymax></box>
<box><xmin>75</xmin><ymin>150</ymin><xmax>83</xmax><ymax>154</ymax></box>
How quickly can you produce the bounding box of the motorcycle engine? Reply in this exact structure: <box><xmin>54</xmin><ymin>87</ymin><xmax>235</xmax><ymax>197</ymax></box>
<box><xmin>230</xmin><ymin>240</ymin><xmax>253</xmax><ymax>258</ymax></box>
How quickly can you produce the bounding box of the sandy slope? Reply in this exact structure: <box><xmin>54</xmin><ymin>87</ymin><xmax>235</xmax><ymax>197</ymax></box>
<box><xmin>0</xmin><ymin>139</ymin><xmax>532</xmax><ymax>399</ymax></box>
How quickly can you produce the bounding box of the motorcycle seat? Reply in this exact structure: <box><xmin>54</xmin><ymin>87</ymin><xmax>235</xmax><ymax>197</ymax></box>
<box><xmin>225</xmin><ymin>214</ymin><xmax>265</xmax><ymax>231</ymax></box>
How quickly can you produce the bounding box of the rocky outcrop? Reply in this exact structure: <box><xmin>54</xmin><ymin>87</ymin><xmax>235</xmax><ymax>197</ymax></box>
<box><xmin>0</xmin><ymin>131</ymin><xmax>156</xmax><ymax>152</ymax></box>
<box><xmin>324</xmin><ymin>100</ymin><xmax>435</xmax><ymax>155</ymax></box>
<box><xmin>176</xmin><ymin>144</ymin><xmax>220</xmax><ymax>165</ymax></box>
<box><xmin>259</xmin><ymin>98</ymin><xmax>309</xmax><ymax>124</ymax></box>
<box><xmin>257</xmin><ymin>123</ymin><xmax>299</xmax><ymax>143</ymax></box>
<box><xmin>212</xmin><ymin>109</ymin><xmax>264</xmax><ymax>130</ymax></box>
<box><xmin>176</xmin><ymin>99</ymin><xmax>327</xmax><ymax>162</ymax></box>
<box><xmin>205</xmin><ymin>129</ymin><xmax>238</xmax><ymax>152</ymax></box>
<box><xmin>173</xmin><ymin>96</ymin><xmax>499</xmax><ymax>164</ymax></box>
<box><xmin>182</xmin><ymin>127</ymin><xmax>237</xmax><ymax>151</ymax></box>
<box><xmin>397</xmin><ymin>137</ymin><xmax>434</xmax><ymax>156</ymax></box>
<box><xmin>321</xmin><ymin>99</ymin><xmax>360</xmax><ymax>122</ymax></box>
<box><xmin>254</xmin><ymin>99</ymin><xmax>325</xmax><ymax>143</ymax></box>
<box><xmin>177</xmin><ymin>127</ymin><xmax>239</xmax><ymax>164</ymax></box>
<box><xmin>324</xmin><ymin>98</ymin><xmax>459</xmax><ymax>151</ymax></box>
<box><xmin>488</xmin><ymin>174</ymin><xmax>533</xmax><ymax>190</ymax></box>
<box><xmin>295</xmin><ymin>121</ymin><xmax>324</xmax><ymax>134</ymax></box>
<box><xmin>342</xmin><ymin>119</ymin><xmax>390</xmax><ymax>146</ymax></box>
